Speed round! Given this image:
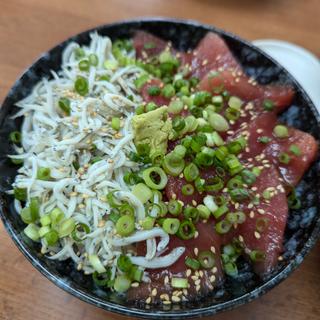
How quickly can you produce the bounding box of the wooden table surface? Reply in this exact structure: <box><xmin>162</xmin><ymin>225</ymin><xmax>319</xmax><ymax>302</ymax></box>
<box><xmin>1</xmin><ymin>0</ymin><xmax>320</xmax><ymax>319</ymax></box>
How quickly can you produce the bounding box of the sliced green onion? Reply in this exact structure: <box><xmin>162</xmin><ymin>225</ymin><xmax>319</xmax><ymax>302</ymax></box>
<box><xmin>116</xmin><ymin>215</ymin><xmax>135</xmax><ymax>236</ymax></box>
<box><xmin>183</xmin><ymin>163</ymin><xmax>199</xmax><ymax>182</ymax></box>
<box><xmin>142</xmin><ymin>167</ymin><xmax>168</xmax><ymax>190</ymax></box>
<box><xmin>45</xmin><ymin>230</ymin><xmax>59</xmax><ymax>246</ymax></box>
<box><xmin>114</xmin><ymin>274</ymin><xmax>131</xmax><ymax>293</ymax></box>
<box><xmin>134</xmin><ymin>74</ymin><xmax>149</xmax><ymax>90</ymax></box>
<box><xmin>228</xmin><ymin>96</ymin><xmax>243</xmax><ymax>110</ymax></box>
<box><xmin>213</xmin><ymin>204</ymin><xmax>228</xmax><ymax>219</ymax></box>
<box><xmin>235</xmin><ymin>211</ymin><xmax>246</xmax><ymax>224</ymax></box>
<box><xmin>198</xmin><ymin>250</ymin><xmax>215</xmax><ymax>269</ymax></box>
<box><xmin>205</xmin><ymin>176</ymin><xmax>224</xmax><ymax>192</ymax></box>
<box><xmin>111</xmin><ymin>117</ymin><xmax>121</xmax><ymax>131</ymax></box>
<box><xmin>145</xmin><ymin>102</ymin><xmax>157</xmax><ymax>112</ymax></box>
<box><xmin>171</xmin><ymin>277</ymin><xmax>189</xmax><ymax>288</ymax></box>
<box><xmin>185</xmin><ymin>257</ymin><xmax>200</xmax><ymax>270</ymax></box>
<box><xmin>256</xmin><ymin>217</ymin><xmax>269</xmax><ymax>232</ymax></box>
<box><xmin>168</xmin><ymin>199</ymin><xmax>182</xmax><ymax>216</ymax></box>
<box><xmin>205</xmin><ymin>131</ymin><xmax>224</xmax><ymax>147</ymax></box>
<box><xmin>135</xmin><ymin>104</ymin><xmax>145</xmax><ymax>115</ymax></box>
<box><xmin>190</xmin><ymin>77</ymin><xmax>199</xmax><ymax>87</ymax></box>
<box><xmin>148</xmin><ymin>85</ymin><xmax>161</xmax><ymax>96</ymax></box>
<box><xmin>168</xmin><ymin>100</ymin><xmax>184</xmax><ymax>114</ymax></box>
<box><xmin>140</xmin><ymin>216</ymin><xmax>155</xmax><ymax>230</ymax></box>
<box><xmin>225</xmin><ymin>107</ymin><xmax>240</xmax><ymax>121</ymax></box>
<box><xmin>40</xmin><ymin>214</ymin><xmax>51</xmax><ymax>226</ymax></box>
<box><xmin>197</xmin><ymin>204</ymin><xmax>211</xmax><ymax>219</ymax></box>
<box><xmin>252</xmin><ymin>167</ymin><xmax>262</xmax><ymax>176</ymax></box>
<box><xmin>241</xmin><ymin>169</ymin><xmax>256</xmax><ymax>186</ymax></box>
<box><xmin>92</xmin><ymin>270</ymin><xmax>111</xmax><ymax>287</ymax></box>
<box><xmin>37</xmin><ymin>167</ymin><xmax>51</xmax><ymax>180</ymax></box>
<box><xmin>150</xmin><ymin>149</ymin><xmax>165</xmax><ymax>166</ymax></box>
<box><xmin>104</xmin><ymin>59</ymin><xmax>118</xmax><ymax>70</ymax></box>
<box><xmin>215</xmin><ymin>146</ymin><xmax>229</xmax><ymax>162</ymax></box>
<box><xmin>162</xmin><ymin>218</ymin><xmax>180</xmax><ymax>234</ymax></box>
<box><xmin>50</xmin><ymin>208</ymin><xmax>65</xmax><ymax>225</ymax></box>
<box><xmin>226</xmin><ymin>212</ymin><xmax>238</xmax><ymax>224</ymax></box>
<box><xmin>146</xmin><ymin>203</ymin><xmax>162</xmax><ymax>218</ymax></box>
<box><xmin>119</xmin><ymin>203</ymin><xmax>135</xmax><ymax>216</ymax></box>
<box><xmin>128</xmin><ymin>265</ymin><xmax>143</xmax><ymax>282</ymax></box>
<box><xmin>10</xmin><ymin>157</ymin><xmax>24</xmax><ymax>165</ymax></box>
<box><xmin>190</xmin><ymin>105</ymin><xmax>203</xmax><ymax>118</ymax></box>
<box><xmin>29</xmin><ymin>197</ymin><xmax>39</xmax><ymax>220</ymax></box>
<box><xmin>74</xmin><ymin>76</ymin><xmax>89</xmax><ymax>96</ymax></box>
<box><xmin>279</xmin><ymin>152</ymin><xmax>291</xmax><ymax>164</ymax></box>
<box><xmin>208</xmin><ymin>112</ymin><xmax>230</xmax><ymax>132</ymax></box>
<box><xmin>227</xmin><ymin>176</ymin><xmax>243</xmax><ymax>190</ymax></box>
<box><xmin>225</xmin><ymin>155</ymin><xmax>243</xmax><ymax>176</ymax></box>
<box><xmin>177</xmin><ymin>220</ymin><xmax>196</xmax><ymax>240</ymax></box>
<box><xmin>106</xmin><ymin>191</ymin><xmax>122</xmax><ymax>208</ymax></box>
<box><xmin>131</xmin><ymin>183</ymin><xmax>152</xmax><ymax>204</ymax></box>
<box><xmin>212</xmin><ymin>95</ymin><xmax>223</xmax><ymax>108</ymax></box>
<box><xmin>88</xmin><ymin>53</ymin><xmax>99</xmax><ymax>66</ymax></box>
<box><xmin>289</xmin><ymin>144</ymin><xmax>301</xmax><ymax>156</ymax></box>
<box><xmin>288</xmin><ymin>190</ymin><xmax>301</xmax><ymax>209</ymax></box>
<box><xmin>173</xmin><ymin>145</ymin><xmax>187</xmax><ymax>159</ymax></box>
<box><xmin>193</xmin><ymin>91</ymin><xmax>212</xmax><ymax>106</ymax></box>
<box><xmin>162</xmin><ymin>153</ymin><xmax>185</xmax><ymax>176</ymax></box>
<box><xmin>108</xmin><ymin>210</ymin><xmax>121</xmax><ymax>224</ymax></box>
<box><xmin>58</xmin><ymin>97</ymin><xmax>71</xmax><ymax>115</ymax></box>
<box><xmin>181</xmin><ymin>184</ymin><xmax>194</xmax><ymax>196</ymax></box>
<box><xmin>162</xmin><ymin>84</ymin><xmax>175</xmax><ymax>98</ymax></box>
<box><xmin>9</xmin><ymin>131</ymin><xmax>22</xmax><ymax>144</ymax></box>
<box><xmin>183</xmin><ymin>206</ymin><xmax>199</xmax><ymax>220</ymax></box>
<box><xmin>71</xmin><ymin>223</ymin><xmax>90</xmax><ymax>242</ymax></box>
<box><xmin>263</xmin><ymin>99</ymin><xmax>274</xmax><ymax>111</ymax></box>
<box><xmin>172</xmin><ymin>116</ymin><xmax>186</xmax><ymax>132</ymax></box>
<box><xmin>89</xmin><ymin>254</ymin><xmax>106</xmax><ymax>273</ymax></box>
<box><xmin>117</xmin><ymin>254</ymin><xmax>133</xmax><ymax>272</ymax></box>
<box><xmin>57</xmin><ymin>218</ymin><xmax>76</xmax><ymax>237</ymax></box>
<box><xmin>249</xmin><ymin>250</ymin><xmax>265</xmax><ymax>262</ymax></box>
<box><xmin>74</xmin><ymin>47</ymin><xmax>85</xmax><ymax>59</ymax></box>
<box><xmin>194</xmin><ymin>177</ymin><xmax>205</xmax><ymax>193</ymax></box>
<box><xmin>24</xmin><ymin>223</ymin><xmax>40</xmax><ymax>241</ymax></box>
<box><xmin>258</xmin><ymin>136</ymin><xmax>272</xmax><ymax>144</ymax></box>
<box><xmin>273</xmin><ymin>125</ymin><xmax>289</xmax><ymax>138</ymax></box>
<box><xmin>20</xmin><ymin>208</ymin><xmax>33</xmax><ymax>224</ymax></box>
<box><xmin>230</xmin><ymin>188</ymin><xmax>250</xmax><ymax>202</ymax></box>
<box><xmin>224</xmin><ymin>261</ymin><xmax>238</xmax><ymax>277</ymax></box>
<box><xmin>79</xmin><ymin>59</ymin><xmax>90</xmax><ymax>71</ymax></box>
<box><xmin>215</xmin><ymin>195</ymin><xmax>227</xmax><ymax>206</ymax></box>
<box><xmin>215</xmin><ymin>220</ymin><xmax>232</xmax><ymax>234</ymax></box>
<box><xmin>14</xmin><ymin>187</ymin><xmax>27</xmax><ymax>201</ymax></box>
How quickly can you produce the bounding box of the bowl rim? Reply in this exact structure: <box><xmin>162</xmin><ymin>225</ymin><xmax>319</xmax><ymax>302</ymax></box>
<box><xmin>1</xmin><ymin>17</ymin><xmax>320</xmax><ymax>319</ymax></box>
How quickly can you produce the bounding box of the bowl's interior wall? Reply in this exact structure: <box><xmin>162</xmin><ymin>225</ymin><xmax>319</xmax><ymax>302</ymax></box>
<box><xmin>0</xmin><ymin>20</ymin><xmax>319</xmax><ymax>317</ymax></box>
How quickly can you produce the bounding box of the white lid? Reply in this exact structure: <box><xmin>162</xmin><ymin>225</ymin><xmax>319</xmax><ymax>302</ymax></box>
<box><xmin>252</xmin><ymin>39</ymin><xmax>320</xmax><ymax>111</ymax></box>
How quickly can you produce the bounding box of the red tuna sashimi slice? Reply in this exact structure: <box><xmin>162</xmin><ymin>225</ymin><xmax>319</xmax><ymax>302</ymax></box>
<box><xmin>189</xmin><ymin>32</ymin><xmax>240</xmax><ymax>79</ymax></box>
<box><xmin>236</xmin><ymin>164</ymin><xmax>288</xmax><ymax>275</ymax></box>
<box><xmin>140</xmin><ymin>79</ymin><xmax>171</xmax><ymax>106</ymax></box>
<box><xmin>235</xmin><ymin>112</ymin><xmax>318</xmax><ymax>188</ymax></box>
<box><xmin>127</xmin><ymin>222</ymin><xmax>223</xmax><ymax>303</ymax></box>
<box><xmin>199</xmin><ymin>70</ymin><xmax>294</xmax><ymax>111</ymax></box>
<box><xmin>133</xmin><ymin>31</ymin><xmax>170</xmax><ymax>60</ymax></box>
<box><xmin>264</xmin><ymin>127</ymin><xmax>318</xmax><ymax>187</ymax></box>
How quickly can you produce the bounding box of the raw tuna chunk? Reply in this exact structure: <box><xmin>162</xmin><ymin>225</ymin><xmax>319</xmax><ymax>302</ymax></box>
<box><xmin>188</xmin><ymin>32</ymin><xmax>240</xmax><ymax>79</ymax></box>
<box><xmin>236</xmin><ymin>164</ymin><xmax>288</xmax><ymax>275</ymax></box>
<box><xmin>235</xmin><ymin>112</ymin><xmax>318</xmax><ymax>188</ymax></box>
<box><xmin>127</xmin><ymin>221</ymin><xmax>223</xmax><ymax>303</ymax></box>
<box><xmin>133</xmin><ymin>31</ymin><xmax>169</xmax><ymax>60</ymax></box>
<box><xmin>199</xmin><ymin>70</ymin><xmax>294</xmax><ymax>111</ymax></box>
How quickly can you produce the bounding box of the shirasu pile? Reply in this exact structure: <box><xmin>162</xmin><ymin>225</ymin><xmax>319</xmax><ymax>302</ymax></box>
<box><xmin>9</xmin><ymin>32</ymin><xmax>185</xmax><ymax>281</ymax></box>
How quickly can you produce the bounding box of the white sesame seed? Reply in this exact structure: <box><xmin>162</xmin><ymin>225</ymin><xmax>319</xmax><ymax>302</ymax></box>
<box><xmin>194</xmin><ymin>248</ymin><xmax>199</xmax><ymax>256</ymax></box>
<box><xmin>131</xmin><ymin>282</ymin><xmax>139</xmax><ymax>288</ymax></box>
<box><xmin>172</xmin><ymin>296</ymin><xmax>181</xmax><ymax>302</ymax></box>
<box><xmin>146</xmin><ymin>297</ymin><xmax>152</xmax><ymax>304</ymax></box>
<box><xmin>164</xmin><ymin>276</ymin><xmax>169</xmax><ymax>285</ymax></box>
<box><xmin>151</xmin><ymin>288</ymin><xmax>157</xmax><ymax>296</ymax></box>
<box><xmin>238</xmin><ymin>235</ymin><xmax>244</xmax><ymax>242</ymax></box>
<box><xmin>196</xmin><ymin>285</ymin><xmax>201</xmax><ymax>292</ymax></box>
<box><xmin>210</xmin><ymin>246</ymin><xmax>216</xmax><ymax>253</ymax></box>
<box><xmin>195</xmin><ymin>279</ymin><xmax>201</xmax><ymax>286</ymax></box>
<box><xmin>192</xmin><ymin>200</ymin><xmax>197</xmax><ymax>206</ymax></box>
<box><xmin>160</xmin><ymin>293</ymin><xmax>170</xmax><ymax>301</ymax></box>
<box><xmin>257</xmin><ymin>208</ymin><xmax>265</xmax><ymax>214</ymax></box>
<box><xmin>199</xmin><ymin>270</ymin><xmax>204</xmax><ymax>277</ymax></box>
<box><xmin>210</xmin><ymin>275</ymin><xmax>216</xmax><ymax>282</ymax></box>
<box><xmin>186</xmin><ymin>269</ymin><xmax>192</xmax><ymax>277</ymax></box>
<box><xmin>249</xmin><ymin>211</ymin><xmax>255</xmax><ymax>218</ymax></box>
<box><xmin>254</xmin><ymin>231</ymin><xmax>261</xmax><ymax>239</ymax></box>
<box><xmin>212</xmin><ymin>267</ymin><xmax>218</xmax><ymax>274</ymax></box>
<box><xmin>163</xmin><ymin>300</ymin><xmax>171</xmax><ymax>305</ymax></box>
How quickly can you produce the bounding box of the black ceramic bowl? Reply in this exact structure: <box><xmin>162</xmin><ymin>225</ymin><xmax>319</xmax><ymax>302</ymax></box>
<box><xmin>0</xmin><ymin>18</ymin><xmax>319</xmax><ymax>319</ymax></box>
